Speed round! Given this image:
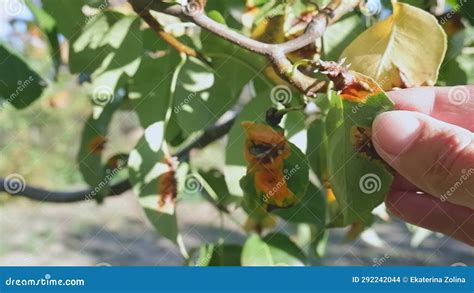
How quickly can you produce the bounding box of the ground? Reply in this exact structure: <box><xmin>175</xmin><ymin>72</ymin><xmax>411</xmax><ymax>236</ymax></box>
<box><xmin>1</xmin><ymin>192</ymin><xmax>472</xmax><ymax>266</ymax></box>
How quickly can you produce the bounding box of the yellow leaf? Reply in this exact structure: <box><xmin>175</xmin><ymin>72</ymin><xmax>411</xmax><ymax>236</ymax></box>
<box><xmin>341</xmin><ymin>3</ymin><xmax>447</xmax><ymax>90</ymax></box>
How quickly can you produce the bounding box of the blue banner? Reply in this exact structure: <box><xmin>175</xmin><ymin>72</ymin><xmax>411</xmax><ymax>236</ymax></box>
<box><xmin>0</xmin><ymin>267</ymin><xmax>472</xmax><ymax>292</ymax></box>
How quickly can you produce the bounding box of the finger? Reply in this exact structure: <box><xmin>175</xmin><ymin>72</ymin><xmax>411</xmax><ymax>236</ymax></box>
<box><xmin>388</xmin><ymin>86</ymin><xmax>474</xmax><ymax>131</ymax></box>
<box><xmin>373</xmin><ymin>111</ymin><xmax>474</xmax><ymax>209</ymax></box>
<box><xmin>392</xmin><ymin>174</ymin><xmax>419</xmax><ymax>191</ymax></box>
<box><xmin>386</xmin><ymin>190</ymin><xmax>474</xmax><ymax>246</ymax></box>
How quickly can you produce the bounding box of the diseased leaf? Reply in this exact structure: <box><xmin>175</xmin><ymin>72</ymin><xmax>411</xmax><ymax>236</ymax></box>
<box><xmin>240</xmin><ymin>125</ymin><xmax>309</xmax><ymax>227</ymax></box>
<box><xmin>128</xmin><ymin>124</ymin><xmax>182</xmax><ymax>245</ymax></box>
<box><xmin>326</xmin><ymin>90</ymin><xmax>394</xmax><ymax>225</ymax></box>
<box><xmin>241</xmin><ymin>233</ymin><xmax>306</xmax><ymax>266</ymax></box>
<box><xmin>341</xmin><ymin>3</ymin><xmax>447</xmax><ymax>90</ymax></box>
<box><xmin>127</xmin><ymin>51</ymin><xmax>185</xmax><ymax>247</ymax></box>
<box><xmin>225</xmin><ymin>90</ymin><xmax>273</xmax><ymax>196</ymax></box>
<box><xmin>77</xmin><ymin>93</ymin><xmax>124</xmax><ymax>201</ymax></box>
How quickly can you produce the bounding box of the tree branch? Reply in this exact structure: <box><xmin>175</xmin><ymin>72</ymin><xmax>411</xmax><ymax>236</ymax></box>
<box><xmin>1</xmin><ymin>116</ymin><xmax>236</xmax><ymax>203</ymax></box>
<box><xmin>128</xmin><ymin>0</ymin><xmax>360</xmax><ymax>96</ymax></box>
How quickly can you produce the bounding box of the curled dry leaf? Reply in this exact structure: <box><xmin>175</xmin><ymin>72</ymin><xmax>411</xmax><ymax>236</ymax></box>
<box><xmin>341</xmin><ymin>3</ymin><xmax>447</xmax><ymax>90</ymax></box>
<box><xmin>319</xmin><ymin>59</ymin><xmax>383</xmax><ymax>102</ymax></box>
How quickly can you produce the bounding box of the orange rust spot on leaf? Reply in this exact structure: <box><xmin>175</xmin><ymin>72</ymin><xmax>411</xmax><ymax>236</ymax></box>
<box><xmin>255</xmin><ymin>169</ymin><xmax>297</xmax><ymax>207</ymax></box>
<box><xmin>242</xmin><ymin>121</ymin><xmax>290</xmax><ymax>168</ymax></box>
<box><xmin>157</xmin><ymin>170</ymin><xmax>177</xmax><ymax>209</ymax></box>
<box><xmin>88</xmin><ymin>136</ymin><xmax>107</xmax><ymax>155</ymax></box>
<box><xmin>326</xmin><ymin>187</ymin><xmax>337</xmax><ymax>204</ymax></box>
<box><xmin>350</xmin><ymin>126</ymin><xmax>380</xmax><ymax>161</ymax></box>
<box><xmin>242</xmin><ymin>121</ymin><xmax>297</xmax><ymax>208</ymax></box>
<box><xmin>156</xmin><ymin>157</ymin><xmax>177</xmax><ymax>213</ymax></box>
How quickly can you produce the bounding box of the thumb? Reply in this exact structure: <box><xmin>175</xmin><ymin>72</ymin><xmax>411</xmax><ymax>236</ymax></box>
<box><xmin>373</xmin><ymin>111</ymin><xmax>474</xmax><ymax>210</ymax></box>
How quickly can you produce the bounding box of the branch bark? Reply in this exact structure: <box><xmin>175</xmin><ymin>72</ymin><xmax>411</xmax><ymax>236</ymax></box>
<box><xmin>128</xmin><ymin>0</ymin><xmax>360</xmax><ymax>96</ymax></box>
<box><xmin>1</xmin><ymin>116</ymin><xmax>236</xmax><ymax>203</ymax></box>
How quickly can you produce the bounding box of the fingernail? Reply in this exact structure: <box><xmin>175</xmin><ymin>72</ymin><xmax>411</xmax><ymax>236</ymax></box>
<box><xmin>373</xmin><ymin>111</ymin><xmax>422</xmax><ymax>158</ymax></box>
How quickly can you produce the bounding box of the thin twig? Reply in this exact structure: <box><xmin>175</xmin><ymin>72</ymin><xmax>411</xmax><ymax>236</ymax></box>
<box><xmin>128</xmin><ymin>0</ymin><xmax>360</xmax><ymax>96</ymax></box>
<box><xmin>0</xmin><ymin>116</ymin><xmax>236</xmax><ymax>203</ymax></box>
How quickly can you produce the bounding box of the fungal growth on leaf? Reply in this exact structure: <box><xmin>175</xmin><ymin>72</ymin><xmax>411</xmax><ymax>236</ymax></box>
<box><xmin>156</xmin><ymin>157</ymin><xmax>178</xmax><ymax>214</ymax></box>
<box><xmin>318</xmin><ymin>59</ymin><xmax>383</xmax><ymax>102</ymax></box>
<box><xmin>242</xmin><ymin>121</ymin><xmax>298</xmax><ymax>209</ymax></box>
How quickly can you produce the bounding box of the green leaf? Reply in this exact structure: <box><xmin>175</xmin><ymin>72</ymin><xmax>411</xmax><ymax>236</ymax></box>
<box><xmin>438</xmin><ymin>58</ymin><xmax>467</xmax><ymax>86</ymax></box>
<box><xmin>241</xmin><ymin>233</ymin><xmax>306</xmax><ymax>266</ymax></box>
<box><xmin>77</xmin><ymin>93</ymin><xmax>124</xmax><ymax>200</ymax></box>
<box><xmin>205</xmin><ymin>0</ymin><xmax>244</xmax><ymax>29</ymax></box>
<box><xmin>458</xmin><ymin>54</ymin><xmax>474</xmax><ymax>84</ymax></box>
<box><xmin>307</xmin><ymin>118</ymin><xmax>328</xmax><ymax>181</ymax></box>
<box><xmin>129</xmin><ymin>52</ymin><xmax>183</xmax><ymax>128</ymax></box>
<box><xmin>0</xmin><ymin>44</ymin><xmax>47</xmax><ymax>109</ymax></box>
<box><xmin>42</xmin><ymin>0</ymin><xmax>90</xmax><ymax>39</ymax></box>
<box><xmin>168</xmin><ymin>27</ymin><xmax>270</xmax><ymax>137</ymax></box>
<box><xmin>193</xmin><ymin>243</ymin><xmax>243</xmax><ymax>266</ymax></box>
<box><xmin>90</xmin><ymin>16</ymin><xmax>143</xmax><ymax>87</ymax></box>
<box><xmin>325</xmin><ymin>92</ymin><xmax>394</xmax><ymax>225</ymax></box>
<box><xmin>171</xmin><ymin>43</ymin><xmax>268</xmax><ymax>135</ymax></box>
<box><xmin>458</xmin><ymin>0</ymin><xmax>474</xmax><ymax>25</ymax></box>
<box><xmin>197</xmin><ymin>169</ymin><xmax>241</xmax><ymax>209</ymax></box>
<box><xmin>274</xmin><ymin>183</ymin><xmax>326</xmax><ymax>228</ymax></box>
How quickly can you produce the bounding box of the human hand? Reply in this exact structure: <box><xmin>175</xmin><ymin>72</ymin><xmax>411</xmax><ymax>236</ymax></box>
<box><xmin>372</xmin><ymin>86</ymin><xmax>474</xmax><ymax>246</ymax></box>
